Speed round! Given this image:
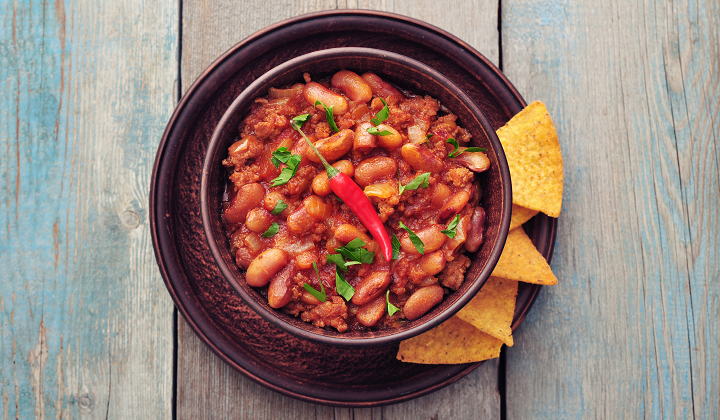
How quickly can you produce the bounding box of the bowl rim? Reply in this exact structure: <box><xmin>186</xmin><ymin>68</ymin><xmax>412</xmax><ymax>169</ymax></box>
<box><xmin>200</xmin><ymin>47</ymin><xmax>512</xmax><ymax>347</ymax></box>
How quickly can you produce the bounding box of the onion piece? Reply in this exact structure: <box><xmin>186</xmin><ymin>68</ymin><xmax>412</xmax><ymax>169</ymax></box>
<box><xmin>364</xmin><ymin>182</ymin><xmax>397</xmax><ymax>199</ymax></box>
<box><xmin>408</xmin><ymin>124</ymin><xmax>428</xmax><ymax>144</ymax></box>
<box><xmin>268</xmin><ymin>83</ymin><xmax>304</xmax><ymax>99</ymax></box>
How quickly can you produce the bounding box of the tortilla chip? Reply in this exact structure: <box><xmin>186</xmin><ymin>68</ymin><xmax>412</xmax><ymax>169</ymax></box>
<box><xmin>497</xmin><ymin>101</ymin><xmax>563</xmax><ymax>217</ymax></box>
<box><xmin>492</xmin><ymin>228</ymin><xmax>558</xmax><ymax>285</ymax></box>
<box><xmin>457</xmin><ymin>277</ymin><xmax>518</xmax><ymax>346</ymax></box>
<box><xmin>397</xmin><ymin>316</ymin><xmax>503</xmax><ymax>364</ymax></box>
<box><xmin>510</xmin><ymin>204</ymin><xmax>539</xmax><ymax>231</ymax></box>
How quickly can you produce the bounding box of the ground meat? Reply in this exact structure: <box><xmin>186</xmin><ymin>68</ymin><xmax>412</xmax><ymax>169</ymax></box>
<box><xmin>439</xmin><ymin>254</ymin><xmax>471</xmax><ymax>290</ymax></box>
<box><xmin>301</xmin><ymin>296</ymin><xmax>349</xmax><ymax>332</ymax></box>
<box><xmin>444</xmin><ymin>167</ymin><xmax>474</xmax><ymax>187</ymax></box>
<box><xmin>229</xmin><ymin>167</ymin><xmax>260</xmax><ymax>188</ymax></box>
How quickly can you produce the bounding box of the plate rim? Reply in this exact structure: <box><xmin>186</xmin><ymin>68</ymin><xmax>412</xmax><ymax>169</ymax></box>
<box><xmin>150</xmin><ymin>9</ymin><xmax>554</xmax><ymax>407</ymax></box>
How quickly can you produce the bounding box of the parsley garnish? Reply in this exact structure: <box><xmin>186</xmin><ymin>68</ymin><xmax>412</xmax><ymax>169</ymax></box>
<box><xmin>426</xmin><ymin>133</ymin><xmax>434</xmax><ymax>142</ymax></box>
<box><xmin>270</xmin><ymin>147</ymin><xmax>293</xmax><ymax>168</ymax></box>
<box><xmin>386</xmin><ymin>290</ymin><xmax>400</xmax><ymax>316</ymax></box>
<box><xmin>399</xmin><ymin>172</ymin><xmax>430</xmax><ymax>195</ymax></box>
<box><xmin>304</xmin><ymin>262</ymin><xmax>327</xmax><ymax>302</ymax></box>
<box><xmin>391</xmin><ymin>233</ymin><xmax>401</xmax><ymax>260</ymax></box>
<box><xmin>290</xmin><ymin>113</ymin><xmax>311</xmax><ymax>129</ymax></box>
<box><xmin>398</xmin><ymin>222</ymin><xmax>425</xmax><ymax>254</ymax></box>
<box><xmin>326</xmin><ymin>253</ymin><xmax>360</xmax><ymax>273</ymax></box>
<box><xmin>447</xmin><ymin>138</ymin><xmax>487</xmax><ymax>158</ymax></box>
<box><xmin>370</xmin><ymin>98</ymin><xmax>389</xmax><ymax>126</ymax></box>
<box><xmin>336</xmin><ymin>238</ymin><xmax>375</xmax><ymax>264</ymax></box>
<box><xmin>315</xmin><ymin>100</ymin><xmax>339</xmax><ymax>133</ymax></box>
<box><xmin>271</xmin><ymin>154</ymin><xmax>302</xmax><ymax>186</ymax></box>
<box><xmin>335</xmin><ymin>271</ymin><xmax>355</xmax><ymax>301</ymax></box>
<box><xmin>270</xmin><ymin>200</ymin><xmax>287</xmax><ymax>215</ymax></box>
<box><xmin>261</xmin><ymin>222</ymin><xmax>279</xmax><ymax>238</ymax></box>
<box><xmin>366</xmin><ymin>126</ymin><xmax>393</xmax><ymax>136</ymax></box>
<box><xmin>441</xmin><ymin>215</ymin><xmax>461</xmax><ymax>238</ymax></box>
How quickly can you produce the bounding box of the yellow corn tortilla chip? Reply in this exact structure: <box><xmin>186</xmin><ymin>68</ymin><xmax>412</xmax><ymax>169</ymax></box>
<box><xmin>509</xmin><ymin>204</ymin><xmax>539</xmax><ymax>231</ymax></box>
<box><xmin>456</xmin><ymin>277</ymin><xmax>518</xmax><ymax>346</ymax></box>
<box><xmin>497</xmin><ymin>101</ymin><xmax>563</xmax><ymax>217</ymax></box>
<box><xmin>397</xmin><ymin>316</ymin><xmax>503</xmax><ymax>364</ymax></box>
<box><xmin>492</xmin><ymin>228</ymin><xmax>558</xmax><ymax>285</ymax></box>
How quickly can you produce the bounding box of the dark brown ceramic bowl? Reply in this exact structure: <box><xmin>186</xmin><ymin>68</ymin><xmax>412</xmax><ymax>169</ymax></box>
<box><xmin>200</xmin><ymin>47</ymin><xmax>512</xmax><ymax>347</ymax></box>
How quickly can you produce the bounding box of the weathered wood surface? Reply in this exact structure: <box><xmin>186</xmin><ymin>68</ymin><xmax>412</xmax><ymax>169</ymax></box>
<box><xmin>502</xmin><ymin>0</ymin><xmax>719</xmax><ymax>419</ymax></box>
<box><xmin>2</xmin><ymin>0</ymin><xmax>718</xmax><ymax>418</ymax></box>
<box><xmin>0</xmin><ymin>1</ymin><xmax>177</xmax><ymax>418</ymax></box>
<box><xmin>177</xmin><ymin>1</ymin><xmax>502</xmax><ymax>418</ymax></box>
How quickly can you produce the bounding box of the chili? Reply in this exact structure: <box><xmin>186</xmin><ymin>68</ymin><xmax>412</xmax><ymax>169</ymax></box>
<box><xmin>292</xmin><ymin>121</ymin><xmax>393</xmax><ymax>262</ymax></box>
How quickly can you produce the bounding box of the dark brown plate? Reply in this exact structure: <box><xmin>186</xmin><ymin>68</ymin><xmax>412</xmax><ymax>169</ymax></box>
<box><xmin>150</xmin><ymin>10</ymin><xmax>557</xmax><ymax>407</ymax></box>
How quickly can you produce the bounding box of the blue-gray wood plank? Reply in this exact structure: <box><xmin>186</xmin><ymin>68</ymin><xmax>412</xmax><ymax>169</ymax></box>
<box><xmin>0</xmin><ymin>0</ymin><xmax>177</xmax><ymax>418</ymax></box>
<box><xmin>503</xmin><ymin>0</ymin><xmax>719</xmax><ymax>418</ymax></box>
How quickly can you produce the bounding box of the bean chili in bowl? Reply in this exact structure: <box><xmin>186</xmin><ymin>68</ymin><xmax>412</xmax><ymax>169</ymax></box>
<box><xmin>201</xmin><ymin>48</ymin><xmax>511</xmax><ymax>347</ymax></box>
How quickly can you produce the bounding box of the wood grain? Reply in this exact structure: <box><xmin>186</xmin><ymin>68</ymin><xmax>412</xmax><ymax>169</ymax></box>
<box><xmin>0</xmin><ymin>1</ymin><xmax>177</xmax><ymax>418</ymax></box>
<box><xmin>177</xmin><ymin>317</ymin><xmax>501</xmax><ymax>419</ymax></box>
<box><xmin>178</xmin><ymin>0</ymin><xmax>502</xmax><ymax>417</ymax></box>
<box><xmin>502</xmin><ymin>0</ymin><xmax>719</xmax><ymax>418</ymax></box>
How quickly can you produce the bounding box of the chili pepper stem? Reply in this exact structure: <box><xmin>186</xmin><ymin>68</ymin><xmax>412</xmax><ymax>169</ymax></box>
<box><xmin>291</xmin><ymin>122</ymin><xmax>340</xmax><ymax>178</ymax></box>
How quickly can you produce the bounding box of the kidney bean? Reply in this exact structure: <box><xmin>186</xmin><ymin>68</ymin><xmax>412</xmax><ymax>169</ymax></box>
<box><xmin>306</xmin><ymin>129</ymin><xmax>355</xmax><ymax>163</ymax></box>
<box><xmin>352</xmin><ymin>270</ymin><xmax>391</xmax><ymax>305</ymax></box>
<box><xmin>245</xmin><ymin>208</ymin><xmax>273</xmax><ymax>233</ymax></box>
<box><xmin>445</xmin><ymin>215</ymin><xmax>470</xmax><ymax>253</ymax></box>
<box><xmin>355</xmin><ymin>295</ymin><xmax>387</xmax><ymax>327</ymax></box>
<box><xmin>417</xmin><ymin>250</ymin><xmax>447</xmax><ymax>276</ymax></box>
<box><xmin>300</xmin><ymin>290</ymin><xmax>322</xmax><ymax>305</ymax></box>
<box><xmin>263</xmin><ymin>192</ymin><xmax>286</xmax><ymax>213</ymax></box>
<box><xmin>311</xmin><ymin>173</ymin><xmax>332</xmax><ymax>196</ymax></box>
<box><xmin>325</xmin><ymin>237</ymin><xmax>342</xmax><ymax>254</ymax></box>
<box><xmin>354</xmin><ymin>122</ymin><xmax>377</xmax><ymax>153</ymax></box>
<box><xmin>333</xmin><ymin>159</ymin><xmax>355</xmax><ymax>177</ymax></box>
<box><xmin>400</xmin><ymin>144</ymin><xmax>444</xmax><ymax>173</ymax></box>
<box><xmin>228</xmin><ymin>134</ymin><xmax>263</xmax><ymax>160</ymax></box>
<box><xmin>246</xmin><ymin>249</ymin><xmax>288</xmax><ymax>287</ymax></box>
<box><xmin>375</xmin><ymin>124</ymin><xmax>403</xmax><ymax>151</ymax></box>
<box><xmin>400</xmin><ymin>224</ymin><xmax>447</xmax><ymax>255</ymax></box>
<box><xmin>438</xmin><ymin>191</ymin><xmax>471</xmax><ymax>222</ymax></box>
<box><xmin>417</xmin><ymin>276</ymin><xmax>439</xmax><ymax>287</ymax></box>
<box><xmin>312</xmin><ymin>160</ymin><xmax>355</xmax><ymax>196</ymax></box>
<box><xmin>268</xmin><ymin>265</ymin><xmax>295</xmax><ymax>308</ymax></box>
<box><xmin>224</xmin><ymin>183</ymin><xmax>265</xmax><ymax>224</ymax></box>
<box><xmin>303</xmin><ymin>195</ymin><xmax>332</xmax><ymax>220</ymax></box>
<box><xmin>430</xmin><ymin>183</ymin><xmax>452</xmax><ymax>208</ymax></box>
<box><xmin>354</xmin><ymin>157</ymin><xmax>398</xmax><ymax>187</ymax></box>
<box><xmin>331</xmin><ymin>70</ymin><xmax>373</xmax><ymax>102</ymax></box>
<box><xmin>360</xmin><ymin>72</ymin><xmax>404</xmax><ymax>105</ymax></box>
<box><xmin>303</xmin><ymin>82</ymin><xmax>348</xmax><ymax>115</ymax></box>
<box><xmin>334</xmin><ymin>224</ymin><xmax>372</xmax><ymax>245</ymax></box>
<box><xmin>294</xmin><ymin>249</ymin><xmax>317</xmax><ymax>270</ymax></box>
<box><xmin>287</xmin><ymin>206</ymin><xmax>315</xmax><ymax>235</ymax></box>
<box><xmin>465</xmin><ymin>207</ymin><xmax>486</xmax><ymax>252</ymax></box>
<box><xmin>451</xmin><ymin>151</ymin><xmax>490</xmax><ymax>172</ymax></box>
<box><xmin>403</xmin><ymin>285</ymin><xmax>444</xmax><ymax>320</ymax></box>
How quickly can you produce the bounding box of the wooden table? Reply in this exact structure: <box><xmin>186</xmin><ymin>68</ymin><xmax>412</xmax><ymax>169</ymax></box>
<box><xmin>1</xmin><ymin>0</ymin><xmax>717</xmax><ymax>418</ymax></box>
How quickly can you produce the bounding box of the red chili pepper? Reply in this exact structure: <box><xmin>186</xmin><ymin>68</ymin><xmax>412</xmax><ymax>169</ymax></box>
<box><xmin>328</xmin><ymin>172</ymin><xmax>393</xmax><ymax>262</ymax></box>
<box><xmin>292</xmin><ymin>118</ymin><xmax>393</xmax><ymax>262</ymax></box>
